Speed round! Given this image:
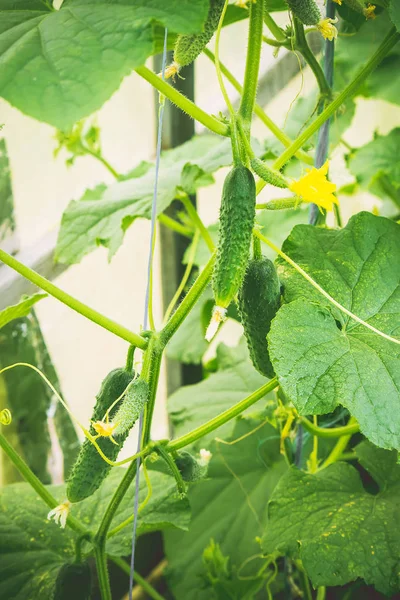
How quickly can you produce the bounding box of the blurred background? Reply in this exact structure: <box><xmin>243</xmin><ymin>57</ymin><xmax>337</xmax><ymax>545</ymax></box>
<box><xmin>0</xmin><ymin>10</ymin><xmax>399</xmax><ymax>483</ymax></box>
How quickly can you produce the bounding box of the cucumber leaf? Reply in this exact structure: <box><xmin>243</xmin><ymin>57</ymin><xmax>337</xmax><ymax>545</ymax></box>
<box><xmin>389</xmin><ymin>0</ymin><xmax>400</xmax><ymax>31</ymax></box>
<box><xmin>268</xmin><ymin>212</ymin><xmax>400</xmax><ymax>450</ymax></box>
<box><xmin>55</xmin><ymin>135</ymin><xmax>233</xmax><ymax>264</ymax></box>
<box><xmin>0</xmin><ymin>293</ymin><xmax>47</xmax><ymax>330</ymax></box>
<box><xmin>164</xmin><ymin>418</ymin><xmax>288</xmax><ymax>600</ymax></box>
<box><xmin>0</xmin><ymin>0</ymin><xmax>209</xmax><ymax>129</ymax></box>
<box><xmin>0</xmin><ymin>138</ymin><xmax>15</xmax><ymax>241</ymax></box>
<box><xmin>262</xmin><ymin>442</ymin><xmax>400</xmax><ymax>596</ymax></box>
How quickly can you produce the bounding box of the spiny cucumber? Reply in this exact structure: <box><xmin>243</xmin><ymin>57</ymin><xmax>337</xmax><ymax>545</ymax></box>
<box><xmin>286</xmin><ymin>0</ymin><xmax>321</xmax><ymax>25</ymax></box>
<box><xmin>175</xmin><ymin>451</ymin><xmax>208</xmax><ymax>482</ymax></box>
<box><xmin>238</xmin><ymin>257</ymin><xmax>281</xmax><ymax>378</ymax></box>
<box><xmin>113</xmin><ymin>378</ymin><xmax>149</xmax><ymax>437</ymax></box>
<box><xmin>173</xmin><ymin>0</ymin><xmax>225</xmax><ymax>70</ymax></box>
<box><xmin>54</xmin><ymin>561</ymin><xmax>91</xmax><ymax>600</ymax></box>
<box><xmin>250</xmin><ymin>157</ymin><xmax>288</xmax><ymax>189</ymax></box>
<box><xmin>66</xmin><ymin>367</ymin><xmax>134</xmax><ymax>503</ymax></box>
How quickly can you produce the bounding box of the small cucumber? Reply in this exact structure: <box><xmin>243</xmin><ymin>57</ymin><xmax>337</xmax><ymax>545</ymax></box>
<box><xmin>238</xmin><ymin>257</ymin><xmax>281</xmax><ymax>378</ymax></box>
<box><xmin>174</xmin><ymin>0</ymin><xmax>225</xmax><ymax>69</ymax></box>
<box><xmin>175</xmin><ymin>451</ymin><xmax>208</xmax><ymax>482</ymax></box>
<box><xmin>250</xmin><ymin>157</ymin><xmax>288</xmax><ymax>189</ymax></box>
<box><xmin>286</xmin><ymin>0</ymin><xmax>321</xmax><ymax>25</ymax></box>
<box><xmin>213</xmin><ymin>165</ymin><xmax>256</xmax><ymax>310</ymax></box>
<box><xmin>66</xmin><ymin>368</ymin><xmax>134</xmax><ymax>503</ymax></box>
<box><xmin>54</xmin><ymin>561</ymin><xmax>91</xmax><ymax>600</ymax></box>
<box><xmin>113</xmin><ymin>378</ymin><xmax>149</xmax><ymax>437</ymax></box>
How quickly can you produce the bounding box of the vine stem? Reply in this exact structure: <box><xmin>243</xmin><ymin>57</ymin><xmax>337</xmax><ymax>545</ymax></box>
<box><xmin>82</xmin><ymin>145</ymin><xmax>121</xmax><ymax>179</ymax></box>
<box><xmin>135</xmin><ymin>66</ymin><xmax>229</xmax><ymax>137</ymax></box>
<box><xmin>179</xmin><ymin>193</ymin><xmax>215</xmax><ymax>252</ymax></box>
<box><xmin>0</xmin><ymin>432</ymin><xmax>87</xmax><ymax>535</ymax></box>
<box><xmin>0</xmin><ymin>248</ymin><xmax>148</xmax><ymax>350</ymax></box>
<box><xmin>264</xmin><ymin>11</ymin><xmax>286</xmax><ymax>42</ymax></box>
<box><xmin>320</xmin><ymin>418</ymin><xmax>358</xmax><ymax>469</ymax></box>
<box><xmin>158</xmin><ymin>213</ymin><xmax>193</xmax><ymax>238</ymax></box>
<box><xmin>300</xmin><ymin>417</ymin><xmax>360</xmax><ymax>438</ymax></box>
<box><xmin>214</xmin><ymin>0</ymin><xmax>235</xmax><ymax>115</ymax></box>
<box><xmin>94</xmin><ymin>546</ymin><xmax>112</xmax><ymax>600</ymax></box>
<box><xmin>239</xmin><ymin>0</ymin><xmax>265</xmax><ymax>127</ymax></box>
<box><xmin>266</xmin><ymin>27</ymin><xmax>400</xmax><ymax>175</ymax></box>
<box><xmin>110</xmin><ymin>556</ymin><xmax>166</xmax><ymax>600</ymax></box>
<box><xmin>293</xmin><ymin>17</ymin><xmax>331</xmax><ymax>99</ymax></box>
<box><xmin>167</xmin><ymin>378</ymin><xmax>278</xmax><ymax>451</ymax></box>
<box><xmin>203</xmin><ymin>49</ymin><xmax>313</xmax><ymax>166</ymax></box>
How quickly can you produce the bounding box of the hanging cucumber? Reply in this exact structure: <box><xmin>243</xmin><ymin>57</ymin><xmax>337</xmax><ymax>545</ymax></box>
<box><xmin>207</xmin><ymin>165</ymin><xmax>256</xmax><ymax>340</ymax></box>
<box><xmin>286</xmin><ymin>0</ymin><xmax>321</xmax><ymax>25</ymax></box>
<box><xmin>238</xmin><ymin>256</ymin><xmax>281</xmax><ymax>378</ymax></box>
<box><xmin>113</xmin><ymin>378</ymin><xmax>149</xmax><ymax>437</ymax></box>
<box><xmin>250</xmin><ymin>157</ymin><xmax>288</xmax><ymax>189</ymax></box>
<box><xmin>66</xmin><ymin>367</ymin><xmax>134</xmax><ymax>504</ymax></box>
<box><xmin>166</xmin><ymin>0</ymin><xmax>225</xmax><ymax>77</ymax></box>
<box><xmin>54</xmin><ymin>561</ymin><xmax>92</xmax><ymax>600</ymax></box>
<box><xmin>175</xmin><ymin>451</ymin><xmax>208</xmax><ymax>482</ymax></box>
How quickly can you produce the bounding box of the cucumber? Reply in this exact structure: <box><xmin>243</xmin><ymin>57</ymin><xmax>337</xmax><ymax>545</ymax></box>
<box><xmin>238</xmin><ymin>257</ymin><xmax>281</xmax><ymax>378</ymax></box>
<box><xmin>113</xmin><ymin>378</ymin><xmax>149</xmax><ymax>437</ymax></box>
<box><xmin>174</xmin><ymin>0</ymin><xmax>225</xmax><ymax>70</ymax></box>
<box><xmin>250</xmin><ymin>157</ymin><xmax>288</xmax><ymax>189</ymax></box>
<box><xmin>213</xmin><ymin>165</ymin><xmax>256</xmax><ymax>310</ymax></box>
<box><xmin>286</xmin><ymin>0</ymin><xmax>321</xmax><ymax>25</ymax></box>
<box><xmin>54</xmin><ymin>562</ymin><xmax>91</xmax><ymax>600</ymax></box>
<box><xmin>175</xmin><ymin>451</ymin><xmax>208</xmax><ymax>482</ymax></box>
<box><xmin>66</xmin><ymin>368</ymin><xmax>134</xmax><ymax>503</ymax></box>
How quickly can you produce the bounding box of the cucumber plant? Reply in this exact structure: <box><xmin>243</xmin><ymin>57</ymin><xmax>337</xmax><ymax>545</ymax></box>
<box><xmin>0</xmin><ymin>1</ymin><xmax>400</xmax><ymax>600</ymax></box>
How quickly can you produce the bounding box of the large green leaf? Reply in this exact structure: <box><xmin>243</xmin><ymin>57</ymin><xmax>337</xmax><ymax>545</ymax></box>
<box><xmin>164</xmin><ymin>418</ymin><xmax>288</xmax><ymax>600</ymax></box>
<box><xmin>168</xmin><ymin>342</ymin><xmax>272</xmax><ymax>448</ymax></box>
<box><xmin>262</xmin><ymin>442</ymin><xmax>400</xmax><ymax>596</ymax></box>
<box><xmin>268</xmin><ymin>212</ymin><xmax>400</xmax><ymax>450</ymax></box>
<box><xmin>389</xmin><ymin>0</ymin><xmax>400</xmax><ymax>31</ymax></box>
<box><xmin>55</xmin><ymin>135</ymin><xmax>233</xmax><ymax>264</ymax></box>
<box><xmin>0</xmin><ymin>0</ymin><xmax>209</xmax><ymax>129</ymax></box>
<box><xmin>0</xmin><ymin>293</ymin><xmax>46</xmax><ymax>329</ymax></box>
<box><xmin>0</xmin><ymin>467</ymin><xmax>190</xmax><ymax>598</ymax></box>
<box><xmin>0</xmin><ymin>138</ymin><xmax>15</xmax><ymax>241</ymax></box>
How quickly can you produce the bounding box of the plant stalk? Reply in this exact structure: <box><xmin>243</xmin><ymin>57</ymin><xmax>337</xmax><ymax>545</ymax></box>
<box><xmin>94</xmin><ymin>546</ymin><xmax>112</xmax><ymax>600</ymax></box>
<box><xmin>239</xmin><ymin>0</ymin><xmax>265</xmax><ymax>127</ymax></box>
<box><xmin>293</xmin><ymin>18</ymin><xmax>331</xmax><ymax>99</ymax></box>
<box><xmin>300</xmin><ymin>417</ymin><xmax>360</xmax><ymax>438</ymax></box>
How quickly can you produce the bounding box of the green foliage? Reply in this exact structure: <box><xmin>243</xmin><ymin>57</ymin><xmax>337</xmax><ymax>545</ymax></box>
<box><xmin>0</xmin><ymin>138</ymin><xmax>14</xmax><ymax>241</ymax></box>
<box><xmin>56</xmin><ymin>135</ymin><xmax>233</xmax><ymax>264</ymax></box>
<box><xmin>389</xmin><ymin>0</ymin><xmax>400</xmax><ymax>31</ymax></box>
<box><xmin>0</xmin><ymin>293</ymin><xmax>47</xmax><ymax>329</ymax></box>
<box><xmin>269</xmin><ymin>212</ymin><xmax>400</xmax><ymax>450</ymax></box>
<box><xmin>263</xmin><ymin>442</ymin><xmax>400</xmax><ymax>595</ymax></box>
<box><xmin>212</xmin><ymin>166</ymin><xmax>256</xmax><ymax>309</ymax></box>
<box><xmin>0</xmin><ymin>0</ymin><xmax>210</xmax><ymax>129</ymax></box>
<box><xmin>67</xmin><ymin>367</ymin><xmax>134</xmax><ymax>503</ymax></box>
<box><xmin>164</xmin><ymin>418</ymin><xmax>288</xmax><ymax>600</ymax></box>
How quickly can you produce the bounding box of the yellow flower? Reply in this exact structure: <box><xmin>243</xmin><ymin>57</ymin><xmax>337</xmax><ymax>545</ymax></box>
<box><xmin>289</xmin><ymin>161</ymin><xmax>338</xmax><ymax>212</ymax></box>
<box><xmin>332</xmin><ymin>0</ymin><xmax>342</xmax><ymax>4</ymax></box>
<box><xmin>317</xmin><ymin>18</ymin><xmax>339</xmax><ymax>41</ymax></box>
<box><xmin>364</xmin><ymin>4</ymin><xmax>376</xmax><ymax>19</ymax></box>
<box><xmin>92</xmin><ymin>420</ymin><xmax>119</xmax><ymax>445</ymax></box>
<box><xmin>48</xmin><ymin>501</ymin><xmax>71</xmax><ymax>529</ymax></box>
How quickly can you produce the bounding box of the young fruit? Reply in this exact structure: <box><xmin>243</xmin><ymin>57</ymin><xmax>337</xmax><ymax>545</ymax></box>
<box><xmin>250</xmin><ymin>157</ymin><xmax>288</xmax><ymax>189</ymax></box>
<box><xmin>286</xmin><ymin>0</ymin><xmax>321</xmax><ymax>25</ymax></box>
<box><xmin>66</xmin><ymin>368</ymin><xmax>134</xmax><ymax>503</ymax></box>
<box><xmin>238</xmin><ymin>257</ymin><xmax>281</xmax><ymax>378</ymax></box>
<box><xmin>207</xmin><ymin>165</ymin><xmax>256</xmax><ymax>340</ymax></box>
<box><xmin>175</xmin><ymin>451</ymin><xmax>208</xmax><ymax>482</ymax></box>
<box><xmin>113</xmin><ymin>378</ymin><xmax>149</xmax><ymax>437</ymax></box>
<box><xmin>167</xmin><ymin>0</ymin><xmax>225</xmax><ymax>77</ymax></box>
<box><xmin>54</xmin><ymin>562</ymin><xmax>92</xmax><ymax>600</ymax></box>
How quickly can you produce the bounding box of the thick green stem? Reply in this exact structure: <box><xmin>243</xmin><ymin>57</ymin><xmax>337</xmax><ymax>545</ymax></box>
<box><xmin>158</xmin><ymin>213</ymin><xmax>193</xmax><ymax>238</ymax></box>
<box><xmin>167</xmin><ymin>378</ymin><xmax>278</xmax><ymax>451</ymax></box>
<box><xmin>203</xmin><ymin>49</ymin><xmax>313</xmax><ymax>165</ymax></box>
<box><xmin>135</xmin><ymin>66</ymin><xmax>229</xmax><ymax>137</ymax></box>
<box><xmin>0</xmin><ymin>248</ymin><xmax>148</xmax><ymax>350</ymax></box>
<box><xmin>94</xmin><ymin>546</ymin><xmax>112</xmax><ymax>600</ymax></box>
<box><xmin>300</xmin><ymin>417</ymin><xmax>360</xmax><ymax>438</ymax></box>
<box><xmin>239</xmin><ymin>0</ymin><xmax>265</xmax><ymax>127</ymax></box>
<box><xmin>142</xmin><ymin>335</ymin><xmax>164</xmax><ymax>446</ymax></box>
<box><xmin>264</xmin><ymin>11</ymin><xmax>286</xmax><ymax>42</ymax></box>
<box><xmin>293</xmin><ymin>18</ymin><xmax>331</xmax><ymax>98</ymax></box>
<box><xmin>110</xmin><ymin>556</ymin><xmax>166</xmax><ymax>600</ymax></box>
<box><xmin>270</xmin><ymin>27</ymin><xmax>400</xmax><ymax>174</ymax></box>
<box><xmin>161</xmin><ymin>252</ymin><xmax>215</xmax><ymax>346</ymax></box>
<box><xmin>155</xmin><ymin>444</ymin><xmax>186</xmax><ymax>497</ymax></box>
<box><xmin>320</xmin><ymin>418</ymin><xmax>358</xmax><ymax>469</ymax></box>
<box><xmin>0</xmin><ymin>432</ymin><xmax>87</xmax><ymax>534</ymax></box>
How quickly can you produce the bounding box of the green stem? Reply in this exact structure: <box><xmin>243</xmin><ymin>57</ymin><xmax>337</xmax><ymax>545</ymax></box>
<box><xmin>214</xmin><ymin>0</ymin><xmax>235</xmax><ymax>115</ymax></box>
<box><xmin>239</xmin><ymin>0</ymin><xmax>265</xmax><ymax>127</ymax></box>
<box><xmin>252</xmin><ymin>234</ymin><xmax>262</xmax><ymax>259</ymax></box>
<box><xmin>179</xmin><ymin>193</ymin><xmax>215</xmax><ymax>252</ymax></box>
<box><xmin>0</xmin><ymin>432</ymin><xmax>87</xmax><ymax>534</ymax></box>
<box><xmin>141</xmin><ymin>335</ymin><xmax>164</xmax><ymax>447</ymax></box>
<box><xmin>135</xmin><ymin>66</ymin><xmax>229</xmax><ymax>137</ymax></box>
<box><xmin>300</xmin><ymin>417</ymin><xmax>360</xmax><ymax>438</ymax></box>
<box><xmin>203</xmin><ymin>49</ymin><xmax>313</xmax><ymax>165</ymax></box>
<box><xmin>155</xmin><ymin>444</ymin><xmax>186</xmax><ymax>497</ymax></box>
<box><xmin>110</xmin><ymin>556</ymin><xmax>166</xmax><ymax>600</ymax></box>
<box><xmin>320</xmin><ymin>418</ymin><xmax>358</xmax><ymax>469</ymax></box>
<box><xmin>264</xmin><ymin>11</ymin><xmax>286</xmax><ymax>42</ymax></box>
<box><xmin>293</xmin><ymin>18</ymin><xmax>331</xmax><ymax>98</ymax></box>
<box><xmin>82</xmin><ymin>146</ymin><xmax>121</xmax><ymax>179</ymax></box>
<box><xmin>161</xmin><ymin>252</ymin><xmax>215</xmax><ymax>346</ymax></box>
<box><xmin>316</xmin><ymin>587</ymin><xmax>327</xmax><ymax>600</ymax></box>
<box><xmin>262</xmin><ymin>35</ymin><xmax>288</xmax><ymax>48</ymax></box>
<box><xmin>0</xmin><ymin>248</ymin><xmax>148</xmax><ymax>350</ymax></box>
<box><xmin>125</xmin><ymin>344</ymin><xmax>135</xmax><ymax>372</ymax></box>
<box><xmin>158</xmin><ymin>213</ymin><xmax>193</xmax><ymax>238</ymax></box>
<box><xmin>167</xmin><ymin>378</ymin><xmax>278</xmax><ymax>451</ymax></box>
<box><xmin>94</xmin><ymin>546</ymin><xmax>112</xmax><ymax>600</ymax></box>
<box><xmin>271</xmin><ymin>27</ymin><xmax>400</xmax><ymax>174</ymax></box>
